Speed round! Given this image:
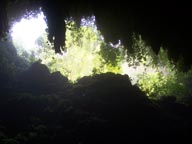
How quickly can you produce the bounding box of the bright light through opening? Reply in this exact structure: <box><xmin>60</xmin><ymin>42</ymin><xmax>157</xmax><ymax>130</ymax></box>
<box><xmin>11</xmin><ymin>10</ymin><xmax>47</xmax><ymax>53</ymax></box>
<box><xmin>8</xmin><ymin>10</ymin><xmax>186</xmax><ymax>98</ymax></box>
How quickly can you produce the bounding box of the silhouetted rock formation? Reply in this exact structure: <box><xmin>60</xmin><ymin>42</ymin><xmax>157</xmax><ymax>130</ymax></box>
<box><xmin>0</xmin><ymin>63</ymin><xmax>192</xmax><ymax>143</ymax></box>
<box><xmin>16</xmin><ymin>61</ymin><xmax>70</xmax><ymax>94</ymax></box>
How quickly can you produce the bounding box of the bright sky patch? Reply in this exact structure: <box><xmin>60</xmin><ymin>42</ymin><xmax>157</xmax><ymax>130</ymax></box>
<box><xmin>11</xmin><ymin>10</ymin><xmax>47</xmax><ymax>54</ymax></box>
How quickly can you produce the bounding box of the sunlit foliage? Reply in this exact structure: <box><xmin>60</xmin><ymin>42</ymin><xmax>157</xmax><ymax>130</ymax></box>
<box><xmin>10</xmin><ymin>10</ymin><xmax>192</xmax><ymax>100</ymax></box>
<box><xmin>35</xmin><ymin>16</ymin><xmax>126</xmax><ymax>82</ymax></box>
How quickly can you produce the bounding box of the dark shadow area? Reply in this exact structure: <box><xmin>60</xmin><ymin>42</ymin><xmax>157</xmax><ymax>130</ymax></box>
<box><xmin>0</xmin><ymin>1</ymin><xmax>192</xmax><ymax>143</ymax></box>
<box><xmin>0</xmin><ymin>62</ymin><xmax>192</xmax><ymax>143</ymax></box>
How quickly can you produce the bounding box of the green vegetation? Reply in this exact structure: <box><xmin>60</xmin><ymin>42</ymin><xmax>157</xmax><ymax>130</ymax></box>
<box><xmin>7</xmin><ymin>15</ymin><xmax>192</xmax><ymax>100</ymax></box>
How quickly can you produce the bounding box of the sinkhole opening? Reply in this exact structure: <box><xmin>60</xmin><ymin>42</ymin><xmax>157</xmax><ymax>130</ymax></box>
<box><xmin>8</xmin><ymin>8</ymin><xmax>192</xmax><ymax>99</ymax></box>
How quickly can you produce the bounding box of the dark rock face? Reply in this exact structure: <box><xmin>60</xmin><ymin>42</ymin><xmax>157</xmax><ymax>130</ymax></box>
<box><xmin>16</xmin><ymin>61</ymin><xmax>70</xmax><ymax>94</ymax></box>
<box><xmin>1</xmin><ymin>67</ymin><xmax>192</xmax><ymax>143</ymax></box>
<box><xmin>0</xmin><ymin>0</ymin><xmax>8</xmax><ymax>39</ymax></box>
